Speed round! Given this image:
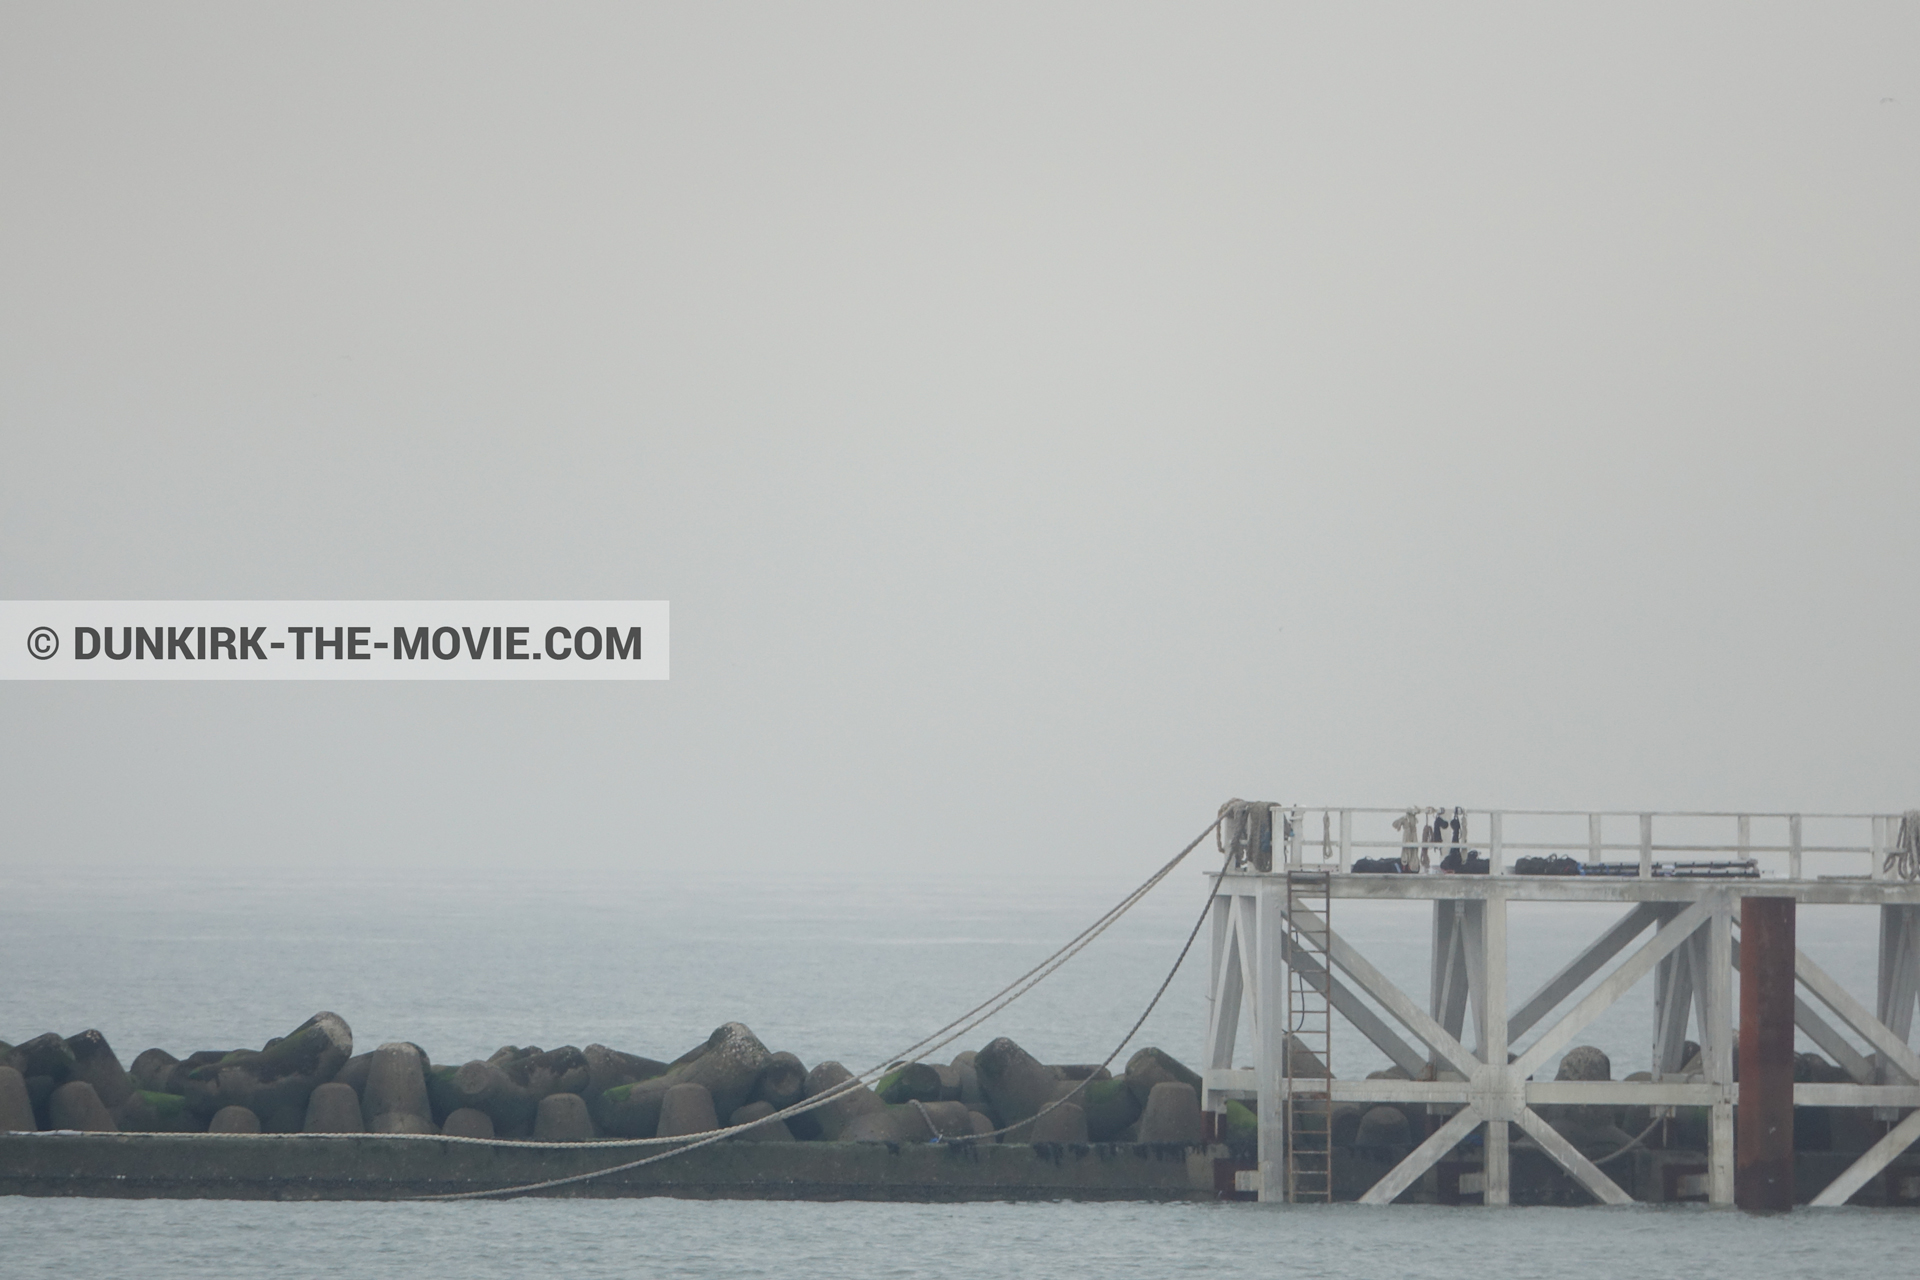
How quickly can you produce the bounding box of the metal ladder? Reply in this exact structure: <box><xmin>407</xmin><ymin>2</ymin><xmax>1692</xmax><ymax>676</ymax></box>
<box><xmin>1283</xmin><ymin>868</ymin><xmax>1334</xmax><ymax>1203</ymax></box>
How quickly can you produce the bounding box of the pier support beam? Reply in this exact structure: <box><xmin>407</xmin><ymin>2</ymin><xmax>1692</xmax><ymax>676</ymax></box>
<box><xmin>1651</xmin><ymin>904</ymin><xmax>1695</xmax><ymax>1080</ymax></box>
<box><xmin>1256</xmin><ymin>881</ymin><xmax>1283</xmax><ymax>1203</ymax></box>
<box><xmin>1472</xmin><ymin>895</ymin><xmax>1510</xmax><ymax>1205</ymax></box>
<box><xmin>1876</xmin><ymin>906</ymin><xmax>1920</xmax><ymax>1100</ymax></box>
<box><xmin>1430</xmin><ymin>901</ymin><xmax>1469</xmax><ymax>1069</ymax></box>
<box><xmin>1703</xmin><ymin>895</ymin><xmax>1735</xmax><ymax>1206</ymax></box>
<box><xmin>1737</xmin><ymin>896</ymin><xmax>1795</xmax><ymax>1214</ymax></box>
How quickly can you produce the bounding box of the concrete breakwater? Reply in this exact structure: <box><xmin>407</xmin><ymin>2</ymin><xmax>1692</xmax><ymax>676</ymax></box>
<box><xmin>0</xmin><ymin>1013</ymin><xmax>1214</xmax><ymax>1148</ymax></box>
<box><xmin>4</xmin><ymin>1015</ymin><xmax>1914</xmax><ymax>1203</ymax></box>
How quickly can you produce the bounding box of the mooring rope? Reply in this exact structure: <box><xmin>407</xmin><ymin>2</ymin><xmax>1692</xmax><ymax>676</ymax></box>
<box><xmin>907</xmin><ymin>1097</ymin><xmax>942</xmax><ymax>1138</ymax></box>
<box><xmin>1590</xmin><ymin>1116</ymin><xmax>1664</xmax><ymax>1167</ymax></box>
<box><xmin>945</xmin><ymin>838</ymin><xmax>1236</xmax><ymax>1145</ymax></box>
<box><xmin>404</xmin><ymin>817</ymin><xmax>1226</xmax><ymax>1200</ymax></box>
<box><xmin>1509</xmin><ymin>1113</ymin><xmax>1662</xmax><ymax>1167</ymax></box>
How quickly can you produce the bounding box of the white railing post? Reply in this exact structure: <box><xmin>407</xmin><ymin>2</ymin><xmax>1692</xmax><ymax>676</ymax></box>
<box><xmin>1872</xmin><ymin>816</ymin><xmax>1888</xmax><ymax>882</ymax></box>
<box><xmin>1789</xmin><ymin>814</ymin><xmax>1803</xmax><ymax>881</ymax></box>
<box><xmin>1588</xmin><ymin>814</ymin><xmax>1603</xmax><ymax>866</ymax></box>
<box><xmin>1639</xmin><ymin>814</ymin><xmax>1654</xmax><ymax>880</ymax></box>
<box><xmin>1338</xmin><ymin>810</ymin><xmax>1351</xmax><ymax>872</ymax></box>
<box><xmin>1489</xmin><ymin>811</ymin><xmax>1504</xmax><ymax>876</ymax></box>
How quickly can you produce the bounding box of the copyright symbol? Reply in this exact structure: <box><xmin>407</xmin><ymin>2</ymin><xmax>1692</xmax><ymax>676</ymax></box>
<box><xmin>27</xmin><ymin>626</ymin><xmax>58</xmax><ymax>660</ymax></box>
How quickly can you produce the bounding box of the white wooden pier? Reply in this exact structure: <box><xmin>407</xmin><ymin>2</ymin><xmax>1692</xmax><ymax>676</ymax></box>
<box><xmin>1200</xmin><ymin>808</ymin><xmax>1920</xmax><ymax>1206</ymax></box>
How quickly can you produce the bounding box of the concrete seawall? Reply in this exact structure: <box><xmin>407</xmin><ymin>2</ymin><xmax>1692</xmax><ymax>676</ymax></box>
<box><xmin>0</xmin><ymin>1133</ymin><xmax>1217</xmax><ymax>1202</ymax></box>
<box><xmin>6</xmin><ymin>1134</ymin><xmax>1912</xmax><ymax>1204</ymax></box>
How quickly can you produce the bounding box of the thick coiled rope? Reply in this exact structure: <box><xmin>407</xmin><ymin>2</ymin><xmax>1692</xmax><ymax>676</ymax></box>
<box><xmin>1886</xmin><ymin>811</ymin><xmax>1920</xmax><ymax>882</ymax></box>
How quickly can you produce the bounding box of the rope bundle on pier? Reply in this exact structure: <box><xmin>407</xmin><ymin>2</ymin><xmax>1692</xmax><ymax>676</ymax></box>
<box><xmin>1887</xmin><ymin>811</ymin><xmax>1920</xmax><ymax>881</ymax></box>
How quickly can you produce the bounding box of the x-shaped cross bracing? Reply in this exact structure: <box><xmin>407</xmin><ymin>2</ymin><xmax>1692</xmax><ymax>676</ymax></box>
<box><xmin>1207</xmin><ymin>882</ymin><xmax>1920</xmax><ymax>1205</ymax></box>
<box><xmin>1334</xmin><ymin>894</ymin><xmax>1713</xmax><ymax>1205</ymax></box>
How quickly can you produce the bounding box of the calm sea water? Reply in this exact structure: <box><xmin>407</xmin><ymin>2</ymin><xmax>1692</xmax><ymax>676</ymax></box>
<box><xmin>1</xmin><ymin>1198</ymin><xmax>1912</xmax><ymax>1279</ymax></box>
<box><xmin>0</xmin><ymin>862</ymin><xmax>1897</xmax><ymax>1277</ymax></box>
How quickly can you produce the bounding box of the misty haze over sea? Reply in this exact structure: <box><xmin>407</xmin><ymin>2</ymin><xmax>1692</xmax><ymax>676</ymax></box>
<box><xmin>0</xmin><ymin>863</ymin><xmax>1889</xmax><ymax>1083</ymax></box>
<box><xmin>4</xmin><ymin>1</ymin><xmax>1915</xmax><ymax>1273</ymax></box>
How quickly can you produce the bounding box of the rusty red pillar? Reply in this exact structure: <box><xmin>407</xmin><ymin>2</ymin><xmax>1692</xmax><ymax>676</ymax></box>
<box><xmin>1737</xmin><ymin>895</ymin><xmax>1795</xmax><ymax>1213</ymax></box>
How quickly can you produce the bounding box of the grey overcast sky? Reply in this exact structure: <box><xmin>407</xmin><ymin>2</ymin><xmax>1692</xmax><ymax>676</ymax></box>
<box><xmin>1</xmin><ymin>4</ymin><xmax>1915</xmax><ymax>881</ymax></box>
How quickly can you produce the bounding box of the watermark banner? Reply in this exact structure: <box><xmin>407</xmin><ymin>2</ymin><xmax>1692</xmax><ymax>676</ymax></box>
<box><xmin>0</xmin><ymin>601</ymin><xmax>668</xmax><ymax>681</ymax></box>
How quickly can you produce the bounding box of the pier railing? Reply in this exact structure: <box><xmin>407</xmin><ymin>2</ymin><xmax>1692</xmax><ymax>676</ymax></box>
<box><xmin>1262</xmin><ymin>808</ymin><xmax>1907</xmax><ymax>881</ymax></box>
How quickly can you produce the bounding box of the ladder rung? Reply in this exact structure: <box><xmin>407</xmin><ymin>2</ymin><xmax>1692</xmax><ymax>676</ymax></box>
<box><xmin>1284</xmin><ymin>880</ymin><xmax>1330</xmax><ymax>1204</ymax></box>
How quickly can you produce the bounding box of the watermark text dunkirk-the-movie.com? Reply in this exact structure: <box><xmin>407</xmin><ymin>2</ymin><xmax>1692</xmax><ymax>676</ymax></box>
<box><xmin>1</xmin><ymin>602</ymin><xmax>668</xmax><ymax>680</ymax></box>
